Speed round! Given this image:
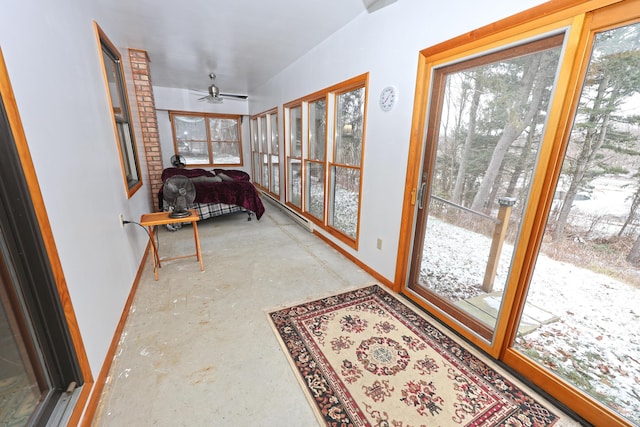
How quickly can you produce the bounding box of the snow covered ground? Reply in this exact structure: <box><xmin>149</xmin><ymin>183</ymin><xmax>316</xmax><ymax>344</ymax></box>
<box><xmin>422</xmin><ymin>217</ymin><xmax>640</xmax><ymax>424</ymax></box>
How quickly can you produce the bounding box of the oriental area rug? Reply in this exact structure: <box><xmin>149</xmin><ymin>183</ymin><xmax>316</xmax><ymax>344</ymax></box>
<box><xmin>268</xmin><ymin>285</ymin><xmax>560</xmax><ymax>427</ymax></box>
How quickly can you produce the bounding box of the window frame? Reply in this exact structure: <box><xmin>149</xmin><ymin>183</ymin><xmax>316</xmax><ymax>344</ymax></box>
<box><xmin>305</xmin><ymin>96</ymin><xmax>328</xmax><ymax>223</ymax></box>
<box><xmin>250</xmin><ymin>108</ymin><xmax>280</xmax><ymax>196</ymax></box>
<box><xmin>284</xmin><ymin>104</ymin><xmax>303</xmax><ymax>210</ymax></box>
<box><xmin>283</xmin><ymin>73</ymin><xmax>368</xmax><ymax>249</ymax></box>
<box><xmin>95</xmin><ymin>23</ymin><xmax>142</xmax><ymax>198</ymax></box>
<box><xmin>327</xmin><ymin>80</ymin><xmax>367</xmax><ymax>247</ymax></box>
<box><xmin>170</xmin><ymin>111</ymin><xmax>243</xmax><ymax>167</ymax></box>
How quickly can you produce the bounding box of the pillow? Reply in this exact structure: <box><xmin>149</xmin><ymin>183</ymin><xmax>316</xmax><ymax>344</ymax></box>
<box><xmin>190</xmin><ymin>175</ymin><xmax>223</xmax><ymax>183</ymax></box>
<box><xmin>216</xmin><ymin>173</ymin><xmax>235</xmax><ymax>182</ymax></box>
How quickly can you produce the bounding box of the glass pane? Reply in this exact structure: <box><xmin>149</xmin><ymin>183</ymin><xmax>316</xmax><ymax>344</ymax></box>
<box><xmin>212</xmin><ymin>141</ymin><xmax>240</xmax><ymax>164</ymax></box>
<box><xmin>0</xmin><ymin>281</ymin><xmax>42</xmax><ymax>427</ymax></box>
<box><xmin>411</xmin><ymin>35</ymin><xmax>563</xmax><ymax>338</ymax></box>
<box><xmin>335</xmin><ymin>88</ymin><xmax>364</xmax><ymax>166</ymax></box>
<box><xmin>117</xmin><ymin>122</ymin><xmax>140</xmax><ymax>188</ymax></box>
<box><xmin>514</xmin><ymin>23</ymin><xmax>640</xmax><ymax>425</ymax></box>
<box><xmin>101</xmin><ymin>41</ymin><xmax>140</xmax><ymax>193</ymax></box>
<box><xmin>290</xmin><ymin>107</ymin><xmax>302</xmax><ymax>158</ymax></box>
<box><xmin>259</xmin><ymin>116</ymin><xmax>268</xmax><ymax>153</ymax></box>
<box><xmin>329</xmin><ymin>165</ymin><xmax>359</xmax><ymax>238</ymax></box>
<box><xmin>251</xmin><ymin>119</ymin><xmax>259</xmax><ymax>183</ymax></box>
<box><xmin>101</xmin><ymin>49</ymin><xmax>124</xmax><ymax>118</ymax></box>
<box><xmin>174</xmin><ymin>116</ymin><xmax>207</xmax><ymax>164</ymax></box>
<box><xmin>253</xmin><ymin>153</ymin><xmax>261</xmax><ymax>185</ymax></box>
<box><xmin>250</xmin><ymin>118</ymin><xmax>258</xmax><ymax>151</ymax></box>
<box><xmin>270</xmin><ymin>114</ymin><xmax>279</xmax><ymax>153</ymax></box>
<box><xmin>262</xmin><ymin>154</ymin><xmax>269</xmax><ymax>186</ymax></box>
<box><xmin>288</xmin><ymin>159</ymin><xmax>302</xmax><ymax>208</ymax></box>
<box><xmin>271</xmin><ymin>162</ymin><xmax>280</xmax><ymax>195</ymax></box>
<box><xmin>209</xmin><ymin>118</ymin><xmax>238</xmax><ymax>141</ymax></box>
<box><xmin>306</xmin><ymin>162</ymin><xmax>325</xmax><ymax>220</ymax></box>
<box><xmin>270</xmin><ymin>113</ymin><xmax>280</xmax><ymax>194</ymax></box>
<box><xmin>309</xmin><ymin>99</ymin><xmax>326</xmax><ymax>161</ymax></box>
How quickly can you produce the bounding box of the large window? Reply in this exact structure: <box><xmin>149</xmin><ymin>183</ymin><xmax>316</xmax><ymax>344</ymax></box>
<box><xmin>283</xmin><ymin>74</ymin><xmax>368</xmax><ymax>248</ymax></box>
<box><xmin>95</xmin><ymin>23</ymin><xmax>141</xmax><ymax>197</ymax></box>
<box><xmin>250</xmin><ymin>108</ymin><xmax>279</xmax><ymax>196</ymax></box>
<box><xmin>170</xmin><ymin>112</ymin><xmax>243</xmax><ymax>167</ymax></box>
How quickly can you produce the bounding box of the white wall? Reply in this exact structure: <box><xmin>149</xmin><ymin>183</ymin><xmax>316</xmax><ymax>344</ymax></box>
<box><xmin>249</xmin><ymin>0</ymin><xmax>548</xmax><ymax>281</ymax></box>
<box><xmin>0</xmin><ymin>0</ymin><xmax>151</xmax><ymax>379</ymax></box>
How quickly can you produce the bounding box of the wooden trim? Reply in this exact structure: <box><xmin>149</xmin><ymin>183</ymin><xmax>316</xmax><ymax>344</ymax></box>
<box><xmin>323</xmin><ymin>223</ymin><xmax>358</xmax><ymax>250</ymax></box>
<box><xmin>394</xmin><ymin>52</ymin><xmax>431</xmax><ymax>294</ymax></box>
<box><xmin>0</xmin><ymin>48</ymin><xmax>94</xmax><ymax>425</ymax></box>
<box><xmin>250</xmin><ymin>106</ymin><xmax>278</xmax><ymax>119</ymax></box>
<box><xmin>419</xmin><ymin>0</ymin><xmax>621</xmax><ymax>61</ymax></box>
<box><xmin>79</xmin><ymin>243</ymin><xmax>150</xmax><ymax>426</ymax></box>
<box><xmin>283</xmin><ymin>72</ymin><xmax>370</xmax><ymax>108</ymax></box>
<box><xmin>312</xmin><ymin>229</ymin><xmax>393</xmax><ymax>290</ymax></box>
<box><xmin>169</xmin><ymin>109</ymin><xmax>242</xmax><ymax>120</ymax></box>
<box><xmin>590</xmin><ymin>0</ymin><xmax>640</xmax><ymax>29</ymax></box>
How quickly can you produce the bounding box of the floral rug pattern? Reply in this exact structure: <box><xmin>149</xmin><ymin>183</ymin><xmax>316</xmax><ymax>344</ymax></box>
<box><xmin>268</xmin><ymin>285</ymin><xmax>559</xmax><ymax>426</ymax></box>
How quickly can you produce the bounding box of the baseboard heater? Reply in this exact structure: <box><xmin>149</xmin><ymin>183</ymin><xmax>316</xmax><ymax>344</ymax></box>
<box><xmin>261</xmin><ymin>192</ymin><xmax>314</xmax><ymax>232</ymax></box>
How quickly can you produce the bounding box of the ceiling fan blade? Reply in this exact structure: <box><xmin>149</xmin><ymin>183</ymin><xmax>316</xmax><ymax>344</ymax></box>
<box><xmin>220</xmin><ymin>93</ymin><xmax>249</xmax><ymax>100</ymax></box>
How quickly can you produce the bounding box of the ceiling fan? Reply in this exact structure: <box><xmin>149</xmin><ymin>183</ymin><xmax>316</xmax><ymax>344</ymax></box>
<box><xmin>195</xmin><ymin>73</ymin><xmax>248</xmax><ymax>104</ymax></box>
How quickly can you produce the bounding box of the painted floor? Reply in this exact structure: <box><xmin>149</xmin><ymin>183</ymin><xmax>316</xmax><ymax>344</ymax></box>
<box><xmin>91</xmin><ymin>199</ymin><xmax>584</xmax><ymax>426</ymax></box>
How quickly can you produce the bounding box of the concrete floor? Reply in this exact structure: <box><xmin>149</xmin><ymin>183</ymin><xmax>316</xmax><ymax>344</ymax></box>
<box><xmin>92</xmin><ymin>200</ymin><xmax>583</xmax><ymax>426</ymax></box>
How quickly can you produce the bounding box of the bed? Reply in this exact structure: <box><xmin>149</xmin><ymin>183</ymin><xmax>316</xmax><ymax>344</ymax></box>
<box><xmin>159</xmin><ymin>167</ymin><xmax>265</xmax><ymax>224</ymax></box>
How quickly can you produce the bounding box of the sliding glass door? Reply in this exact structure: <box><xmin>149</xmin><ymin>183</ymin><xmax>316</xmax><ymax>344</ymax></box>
<box><xmin>408</xmin><ymin>34</ymin><xmax>565</xmax><ymax>345</ymax></box>
<box><xmin>510</xmin><ymin>16</ymin><xmax>640</xmax><ymax>426</ymax></box>
<box><xmin>402</xmin><ymin>1</ymin><xmax>640</xmax><ymax>425</ymax></box>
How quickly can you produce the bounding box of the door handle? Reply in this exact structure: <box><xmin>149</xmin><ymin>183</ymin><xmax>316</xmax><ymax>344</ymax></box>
<box><xmin>417</xmin><ymin>182</ymin><xmax>427</xmax><ymax>209</ymax></box>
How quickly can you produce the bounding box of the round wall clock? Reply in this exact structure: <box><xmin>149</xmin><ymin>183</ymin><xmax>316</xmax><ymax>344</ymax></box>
<box><xmin>379</xmin><ymin>86</ymin><xmax>397</xmax><ymax>112</ymax></box>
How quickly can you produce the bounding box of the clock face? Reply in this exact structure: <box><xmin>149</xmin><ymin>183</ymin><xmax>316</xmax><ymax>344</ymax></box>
<box><xmin>379</xmin><ymin>86</ymin><xmax>397</xmax><ymax>111</ymax></box>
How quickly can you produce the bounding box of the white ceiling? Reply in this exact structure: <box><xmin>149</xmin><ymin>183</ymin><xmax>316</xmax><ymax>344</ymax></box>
<box><xmin>93</xmin><ymin>0</ymin><xmax>394</xmax><ymax>96</ymax></box>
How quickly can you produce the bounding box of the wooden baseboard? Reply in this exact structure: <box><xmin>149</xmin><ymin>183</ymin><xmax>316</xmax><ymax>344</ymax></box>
<box><xmin>312</xmin><ymin>230</ymin><xmax>395</xmax><ymax>290</ymax></box>
<box><xmin>77</xmin><ymin>243</ymin><xmax>150</xmax><ymax>426</ymax></box>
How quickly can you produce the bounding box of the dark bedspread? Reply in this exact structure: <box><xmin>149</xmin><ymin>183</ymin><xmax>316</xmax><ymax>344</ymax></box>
<box><xmin>159</xmin><ymin>168</ymin><xmax>265</xmax><ymax>220</ymax></box>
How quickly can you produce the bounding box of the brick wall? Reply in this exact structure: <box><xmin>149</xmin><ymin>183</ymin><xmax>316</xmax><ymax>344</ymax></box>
<box><xmin>128</xmin><ymin>48</ymin><xmax>163</xmax><ymax>210</ymax></box>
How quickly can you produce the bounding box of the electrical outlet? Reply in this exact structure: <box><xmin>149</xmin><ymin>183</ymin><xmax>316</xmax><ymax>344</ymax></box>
<box><xmin>119</xmin><ymin>213</ymin><xmax>125</xmax><ymax>228</ymax></box>
<box><xmin>377</xmin><ymin>238</ymin><xmax>383</xmax><ymax>250</ymax></box>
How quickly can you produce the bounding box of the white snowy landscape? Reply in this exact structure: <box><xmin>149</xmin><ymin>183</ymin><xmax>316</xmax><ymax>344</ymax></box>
<box><xmin>422</xmin><ymin>215</ymin><xmax>640</xmax><ymax>424</ymax></box>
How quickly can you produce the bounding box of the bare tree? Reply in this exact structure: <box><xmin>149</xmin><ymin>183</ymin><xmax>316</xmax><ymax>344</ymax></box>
<box><xmin>452</xmin><ymin>70</ymin><xmax>483</xmax><ymax>204</ymax></box>
<box><xmin>551</xmin><ymin>28</ymin><xmax>640</xmax><ymax>240</ymax></box>
<box><xmin>471</xmin><ymin>51</ymin><xmax>557</xmax><ymax>213</ymax></box>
